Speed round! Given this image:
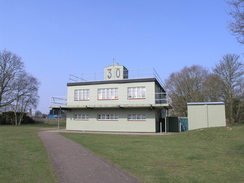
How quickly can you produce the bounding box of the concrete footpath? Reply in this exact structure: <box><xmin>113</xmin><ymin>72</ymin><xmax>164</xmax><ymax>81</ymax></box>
<box><xmin>39</xmin><ymin>131</ymin><xmax>141</xmax><ymax>183</ymax></box>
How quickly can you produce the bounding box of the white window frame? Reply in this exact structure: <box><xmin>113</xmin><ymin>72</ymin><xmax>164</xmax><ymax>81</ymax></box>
<box><xmin>73</xmin><ymin>114</ymin><xmax>89</xmax><ymax>120</ymax></box>
<box><xmin>97</xmin><ymin>114</ymin><xmax>118</xmax><ymax>121</ymax></box>
<box><xmin>128</xmin><ymin>87</ymin><xmax>146</xmax><ymax>99</ymax></box>
<box><xmin>97</xmin><ymin>88</ymin><xmax>118</xmax><ymax>100</ymax></box>
<box><xmin>127</xmin><ymin>114</ymin><xmax>146</xmax><ymax>121</ymax></box>
<box><xmin>74</xmin><ymin>89</ymin><xmax>90</xmax><ymax>101</ymax></box>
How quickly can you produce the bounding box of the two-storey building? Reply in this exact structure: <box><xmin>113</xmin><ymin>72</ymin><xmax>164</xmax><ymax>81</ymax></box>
<box><xmin>53</xmin><ymin>64</ymin><xmax>170</xmax><ymax>132</ymax></box>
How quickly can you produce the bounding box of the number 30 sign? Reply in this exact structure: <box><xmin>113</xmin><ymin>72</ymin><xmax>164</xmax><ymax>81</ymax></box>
<box><xmin>107</xmin><ymin>68</ymin><xmax>121</xmax><ymax>79</ymax></box>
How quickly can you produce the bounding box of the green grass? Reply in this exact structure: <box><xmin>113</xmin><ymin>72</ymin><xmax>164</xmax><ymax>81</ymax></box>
<box><xmin>62</xmin><ymin>124</ymin><xmax>244</xmax><ymax>183</ymax></box>
<box><xmin>34</xmin><ymin>118</ymin><xmax>66</xmax><ymax>128</ymax></box>
<box><xmin>0</xmin><ymin>124</ymin><xmax>58</xmax><ymax>183</ymax></box>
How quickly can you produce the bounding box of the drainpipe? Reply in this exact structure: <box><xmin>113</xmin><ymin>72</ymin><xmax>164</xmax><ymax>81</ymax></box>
<box><xmin>206</xmin><ymin>104</ymin><xmax>209</xmax><ymax>128</ymax></box>
<box><xmin>165</xmin><ymin>108</ymin><xmax>167</xmax><ymax>133</ymax></box>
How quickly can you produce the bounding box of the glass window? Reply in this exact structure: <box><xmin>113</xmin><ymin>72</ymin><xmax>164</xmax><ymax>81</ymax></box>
<box><xmin>128</xmin><ymin>87</ymin><xmax>146</xmax><ymax>99</ymax></box>
<box><xmin>74</xmin><ymin>114</ymin><xmax>89</xmax><ymax>120</ymax></box>
<box><xmin>97</xmin><ymin>88</ymin><xmax>118</xmax><ymax>100</ymax></box>
<box><xmin>97</xmin><ymin>114</ymin><xmax>118</xmax><ymax>120</ymax></box>
<box><xmin>127</xmin><ymin>114</ymin><xmax>146</xmax><ymax>120</ymax></box>
<box><xmin>74</xmin><ymin>89</ymin><xmax>90</xmax><ymax>101</ymax></box>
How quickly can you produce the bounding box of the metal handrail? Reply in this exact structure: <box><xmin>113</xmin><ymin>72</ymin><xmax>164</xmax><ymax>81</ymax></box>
<box><xmin>50</xmin><ymin>96</ymin><xmax>67</xmax><ymax>106</ymax></box>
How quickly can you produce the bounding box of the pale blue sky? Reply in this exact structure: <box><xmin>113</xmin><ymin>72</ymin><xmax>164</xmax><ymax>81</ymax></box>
<box><xmin>0</xmin><ymin>0</ymin><xmax>243</xmax><ymax>113</ymax></box>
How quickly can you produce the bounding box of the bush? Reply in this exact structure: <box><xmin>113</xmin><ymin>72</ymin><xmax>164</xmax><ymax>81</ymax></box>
<box><xmin>0</xmin><ymin>111</ymin><xmax>35</xmax><ymax>125</ymax></box>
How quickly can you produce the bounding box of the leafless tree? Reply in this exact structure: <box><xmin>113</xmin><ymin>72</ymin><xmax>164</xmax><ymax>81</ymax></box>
<box><xmin>214</xmin><ymin>54</ymin><xmax>244</xmax><ymax>123</ymax></box>
<box><xmin>233</xmin><ymin>80</ymin><xmax>244</xmax><ymax>122</ymax></box>
<box><xmin>11</xmin><ymin>72</ymin><xmax>39</xmax><ymax>125</ymax></box>
<box><xmin>229</xmin><ymin>0</ymin><xmax>244</xmax><ymax>44</ymax></box>
<box><xmin>165</xmin><ymin>65</ymin><xmax>209</xmax><ymax>116</ymax></box>
<box><xmin>35</xmin><ymin>110</ymin><xmax>43</xmax><ymax>118</ymax></box>
<box><xmin>203</xmin><ymin>74</ymin><xmax>225</xmax><ymax>101</ymax></box>
<box><xmin>0</xmin><ymin>50</ymin><xmax>39</xmax><ymax>125</ymax></box>
<box><xmin>0</xmin><ymin>50</ymin><xmax>24</xmax><ymax>108</ymax></box>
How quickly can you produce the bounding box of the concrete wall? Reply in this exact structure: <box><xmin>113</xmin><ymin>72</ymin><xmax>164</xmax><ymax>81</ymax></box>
<box><xmin>67</xmin><ymin>81</ymin><xmax>155</xmax><ymax>106</ymax></box>
<box><xmin>188</xmin><ymin>104</ymin><xmax>226</xmax><ymax>130</ymax></box>
<box><xmin>66</xmin><ymin>108</ymin><xmax>156</xmax><ymax>132</ymax></box>
<box><xmin>207</xmin><ymin>104</ymin><xmax>226</xmax><ymax>128</ymax></box>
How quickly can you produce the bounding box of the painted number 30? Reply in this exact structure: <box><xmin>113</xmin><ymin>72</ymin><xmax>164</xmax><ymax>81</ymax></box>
<box><xmin>107</xmin><ymin>69</ymin><xmax>112</xmax><ymax>79</ymax></box>
<box><xmin>116</xmin><ymin>68</ymin><xmax>120</xmax><ymax>78</ymax></box>
<box><xmin>107</xmin><ymin>68</ymin><xmax>120</xmax><ymax>79</ymax></box>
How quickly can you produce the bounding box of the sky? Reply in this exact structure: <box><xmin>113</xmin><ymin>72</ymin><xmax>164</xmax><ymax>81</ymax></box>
<box><xmin>0</xmin><ymin>0</ymin><xmax>243</xmax><ymax>113</ymax></box>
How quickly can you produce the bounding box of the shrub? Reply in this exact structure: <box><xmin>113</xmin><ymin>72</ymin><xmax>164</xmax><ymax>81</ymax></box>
<box><xmin>0</xmin><ymin>111</ymin><xmax>35</xmax><ymax>125</ymax></box>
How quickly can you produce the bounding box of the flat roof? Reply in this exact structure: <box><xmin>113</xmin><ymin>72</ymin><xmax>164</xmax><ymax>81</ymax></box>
<box><xmin>187</xmin><ymin>102</ymin><xmax>224</xmax><ymax>105</ymax></box>
<box><xmin>50</xmin><ymin>103</ymin><xmax>171</xmax><ymax>109</ymax></box>
<box><xmin>67</xmin><ymin>78</ymin><xmax>164</xmax><ymax>89</ymax></box>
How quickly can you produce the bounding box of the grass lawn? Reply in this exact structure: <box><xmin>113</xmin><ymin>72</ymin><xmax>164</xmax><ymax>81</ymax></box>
<box><xmin>0</xmin><ymin>123</ymin><xmax>61</xmax><ymax>183</ymax></box>
<box><xmin>62</xmin><ymin>124</ymin><xmax>244</xmax><ymax>183</ymax></box>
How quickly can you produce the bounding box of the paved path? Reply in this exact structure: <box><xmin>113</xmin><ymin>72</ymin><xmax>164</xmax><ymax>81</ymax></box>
<box><xmin>39</xmin><ymin>131</ymin><xmax>141</xmax><ymax>183</ymax></box>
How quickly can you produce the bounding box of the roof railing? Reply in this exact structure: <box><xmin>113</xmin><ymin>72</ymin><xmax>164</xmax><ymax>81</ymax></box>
<box><xmin>50</xmin><ymin>96</ymin><xmax>67</xmax><ymax>106</ymax></box>
<box><xmin>68</xmin><ymin>68</ymin><xmax>165</xmax><ymax>84</ymax></box>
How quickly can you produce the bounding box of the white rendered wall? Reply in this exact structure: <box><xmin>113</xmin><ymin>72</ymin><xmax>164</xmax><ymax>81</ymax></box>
<box><xmin>67</xmin><ymin>81</ymin><xmax>155</xmax><ymax>106</ymax></box>
<box><xmin>207</xmin><ymin>105</ymin><xmax>226</xmax><ymax>128</ymax></box>
<box><xmin>66</xmin><ymin>108</ymin><xmax>156</xmax><ymax>132</ymax></box>
<box><xmin>188</xmin><ymin>104</ymin><xmax>226</xmax><ymax>130</ymax></box>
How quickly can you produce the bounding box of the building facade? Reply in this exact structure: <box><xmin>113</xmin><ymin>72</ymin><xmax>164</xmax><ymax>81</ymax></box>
<box><xmin>187</xmin><ymin>102</ymin><xmax>226</xmax><ymax>130</ymax></box>
<box><xmin>53</xmin><ymin>64</ymin><xmax>170</xmax><ymax>132</ymax></box>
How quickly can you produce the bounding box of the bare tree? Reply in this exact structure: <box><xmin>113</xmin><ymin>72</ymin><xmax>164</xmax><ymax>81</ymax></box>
<box><xmin>203</xmin><ymin>74</ymin><xmax>225</xmax><ymax>101</ymax></box>
<box><xmin>35</xmin><ymin>110</ymin><xmax>43</xmax><ymax>118</ymax></box>
<box><xmin>233</xmin><ymin>80</ymin><xmax>244</xmax><ymax>122</ymax></box>
<box><xmin>11</xmin><ymin>72</ymin><xmax>39</xmax><ymax>125</ymax></box>
<box><xmin>229</xmin><ymin>0</ymin><xmax>244</xmax><ymax>44</ymax></box>
<box><xmin>165</xmin><ymin>65</ymin><xmax>209</xmax><ymax>116</ymax></box>
<box><xmin>0</xmin><ymin>50</ymin><xmax>24</xmax><ymax>109</ymax></box>
<box><xmin>214</xmin><ymin>54</ymin><xmax>244</xmax><ymax>123</ymax></box>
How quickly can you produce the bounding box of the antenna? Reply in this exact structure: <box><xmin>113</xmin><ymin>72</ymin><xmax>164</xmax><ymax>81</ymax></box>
<box><xmin>112</xmin><ymin>57</ymin><xmax>119</xmax><ymax>66</ymax></box>
<box><xmin>112</xmin><ymin>57</ymin><xmax>116</xmax><ymax>66</ymax></box>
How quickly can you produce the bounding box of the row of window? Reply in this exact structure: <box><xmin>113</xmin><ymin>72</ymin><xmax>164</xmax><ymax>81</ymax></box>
<box><xmin>73</xmin><ymin>114</ymin><xmax>147</xmax><ymax>121</ymax></box>
<box><xmin>74</xmin><ymin>87</ymin><xmax>146</xmax><ymax>101</ymax></box>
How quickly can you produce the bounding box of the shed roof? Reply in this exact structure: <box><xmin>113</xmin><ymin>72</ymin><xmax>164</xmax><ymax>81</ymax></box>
<box><xmin>187</xmin><ymin>102</ymin><xmax>224</xmax><ymax>105</ymax></box>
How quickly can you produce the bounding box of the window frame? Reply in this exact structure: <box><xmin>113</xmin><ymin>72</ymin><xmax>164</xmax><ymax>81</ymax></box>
<box><xmin>127</xmin><ymin>114</ymin><xmax>146</xmax><ymax>121</ymax></box>
<box><xmin>97</xmin><ymin>88</ymin><xmax>118</xmax><ymax>100</ymax></box>
<box><xmin>74</xmin><ymin>89</ymin><xmax>90</xmax><ymax>101</ymax></box>
<box><xmin>127</xmin><ymin>86</ymin><xmax>146</xmax><ymax>99</ymax></box>
<box><xmin>73</xmin><ymin>114</ymin><xmax>89</xmax><ymax>121</ymax></box>
<box><xmin>97</xmin><ymin>114</ymin><xmax>119</xmax><ymax>121</ymax></box>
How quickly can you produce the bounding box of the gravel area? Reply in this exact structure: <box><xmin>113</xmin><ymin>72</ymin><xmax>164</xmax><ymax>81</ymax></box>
<box><xmin>39</xmin><ymin>130</ymin><xmax>141</xmax><ymax>183</ymax></box>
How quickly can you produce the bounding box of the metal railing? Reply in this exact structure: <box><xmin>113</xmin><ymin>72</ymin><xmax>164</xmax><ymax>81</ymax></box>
<box><xmin>153</xmin><ymin>68</ymin><xmax>165</xmax><ymax>88</ymax></box>
<box><xmin>68</xmin><ymin>68</ymin><xmax>165</xmax><ymax>83</ymax></box>
<box><xmin>50</xmin><ymin>92</ymin><xmax>168</xmax><ymax>107</ymax></box>
<box><xmin>155</xmin><ymin>92</ymin><xmax>168</xmax><ymax>104</ymax></box>
<box><xmin>50</xmin><ymin>96</ymin><xmax>67</xmax><ymax>106</ymax></box>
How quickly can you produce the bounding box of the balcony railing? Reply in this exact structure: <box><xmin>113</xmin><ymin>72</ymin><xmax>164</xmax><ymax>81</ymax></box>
<box><xmin>155</xmin><ymin>92</ymin><xmax>168</xmax><ymax>104</ymax></box>
<box><xmin>50</xmin><ymin>96</ymin><xmax>67</xmax><ymax>106</ymax></box>
<box><xmin>50</xmin><ymin>92</ymin><xmax>169</xmax><ymax>107</ymax></box>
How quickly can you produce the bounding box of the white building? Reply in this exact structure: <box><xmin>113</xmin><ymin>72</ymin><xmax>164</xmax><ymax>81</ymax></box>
<box><xmin>187</xmin><ymin>102</ymin><xmax>226</xmax><ymax>130</ymax></box>
<box><xmin>52</xmin><ymin>64</ymin><xmax>171</xmax><ymax>132</ymax></box>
